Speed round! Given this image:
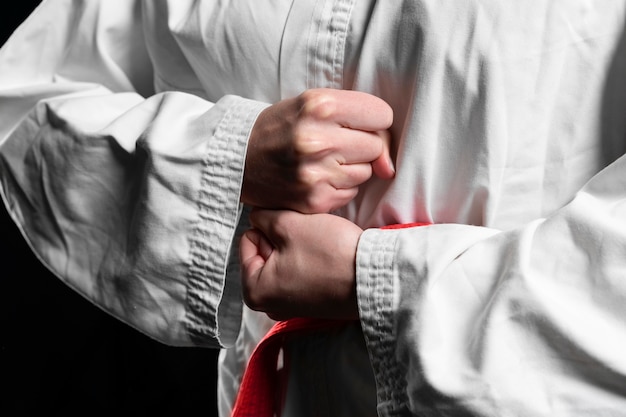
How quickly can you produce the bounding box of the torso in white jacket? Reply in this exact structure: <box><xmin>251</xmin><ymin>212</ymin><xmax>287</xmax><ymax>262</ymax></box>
<box><xmin>1</xmin><ymin>1</ymin><xmax>626</xmax><ymax>416</ymax></box>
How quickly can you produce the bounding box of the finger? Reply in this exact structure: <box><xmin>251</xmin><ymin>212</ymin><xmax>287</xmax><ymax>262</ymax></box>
<box><xmin>306</xmin><ymin>89</ymin><xmax>393</xmax><ymax>131</ymax></box>
<box><xmin>239</xmin><ymin>230</ymin><xmax>268</xmax><ymax>287</ymax></box>
<box><xmin>330</xmin><ymin>162</ymin><xmax>373</xmax><ymax>189</ymax></box>
<box><xmin>333</xmin><ymin>128</ymin><xmax>387</xmax><ymax>164</ymax></box>
<box><xmin>371</xmin><ymin>129</ymin><xmax>395</xmax><ymax>179</ymax></box>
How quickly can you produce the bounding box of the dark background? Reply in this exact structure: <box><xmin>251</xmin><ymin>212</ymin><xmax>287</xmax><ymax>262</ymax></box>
<box><xmin>1</xmin><ymin>3</ymin><xmax>220</xmax><ymax>416</ymax></box>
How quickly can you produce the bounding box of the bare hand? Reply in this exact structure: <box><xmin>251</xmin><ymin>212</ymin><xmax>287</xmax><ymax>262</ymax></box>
<box><xmin>242</xmin><ymin>88</ymin><xmax>394</xmax><ymax>214</ymax></box>
<box><xmin>239</xmin><ymin>209</ymin><xmax>363</xmax><ymax>320</ymax></box>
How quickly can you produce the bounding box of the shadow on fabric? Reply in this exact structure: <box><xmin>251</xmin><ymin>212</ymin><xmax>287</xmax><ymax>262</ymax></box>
<box><xmin>0</xmin><ymin>3</ymin><xmax>220</xmax><ymax>416</ymax></box>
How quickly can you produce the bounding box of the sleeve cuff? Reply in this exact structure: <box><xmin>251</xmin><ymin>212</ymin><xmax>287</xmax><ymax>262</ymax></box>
<box><xmin>356</xmin><ymin>227</ymin><xmax>411</xmax><ymax>414</ymax></box>
<box><xmin>184</xmin><ymin>95</ymin><xmax>269</xmax><ymax>348</ymax></box>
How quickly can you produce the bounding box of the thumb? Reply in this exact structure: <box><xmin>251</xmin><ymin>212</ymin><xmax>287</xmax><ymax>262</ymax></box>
<box><xmin>371</xmin><ymin>129</ymin><xmax>395</xmax><ymax>179</ymax></box>
<box><xmin>240</xmin><ymin>228</ymin><xmax>274</xmax><ymax>281</ymax></box>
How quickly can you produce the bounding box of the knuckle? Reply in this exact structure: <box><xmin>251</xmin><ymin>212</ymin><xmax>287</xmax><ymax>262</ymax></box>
<box><xmin>299</xmin><ymin>89</ymin><xmax>337</xmax><ymax>121</ymax></box>
<box><xmin>298</xmin><ymin>165</ymin><xmax>324</xmax><ymax>188</ymax></box>
<box><xmin>292</xmin><ymin>128</ymin><xmax>324</xmax><ymax>156</ymax></box>
<box><xmin>304</xmin><ymin>190</ymin><xmax>333</xmax><ymax>214</ymax></box>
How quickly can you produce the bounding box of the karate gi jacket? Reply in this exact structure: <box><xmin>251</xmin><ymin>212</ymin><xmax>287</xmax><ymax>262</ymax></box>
<box><xmin>1</xmin><ymin>1</ymin><xmax>626</xmax><ymax>416</ymax></box>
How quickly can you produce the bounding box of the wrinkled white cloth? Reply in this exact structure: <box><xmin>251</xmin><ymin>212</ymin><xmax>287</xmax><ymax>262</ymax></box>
<box><xmin>2</xmin><ymin>1</ymin><xmax>626</xmax><ymax>416</ymax></box>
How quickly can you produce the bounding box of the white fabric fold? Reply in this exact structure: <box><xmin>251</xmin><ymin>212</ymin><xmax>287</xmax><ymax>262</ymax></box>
<box><xmin>3</xmin><ymin>0</ymin><xmax>626</xmax><ymax>416</ymax></box>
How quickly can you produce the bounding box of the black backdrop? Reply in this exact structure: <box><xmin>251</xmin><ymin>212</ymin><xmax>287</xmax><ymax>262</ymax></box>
<box><xmin>0</xmin><ymin>3</ymin><xmax>220</xmax><ymax>416</ymax></box>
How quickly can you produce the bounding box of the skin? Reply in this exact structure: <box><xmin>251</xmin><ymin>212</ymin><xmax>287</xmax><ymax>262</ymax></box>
<box><xmin>239</xmin><ymin>209</ymin><xmax>363</xmax><ymax>321</ymax></box>
<box><xmin>241</xmin><ymin>88</ymin><xmax>395</xmax><ymax>214</ymax></box>
<box><xmin>239</xmin><ymin>88</ymin><xmax>393</xmax><ymax>320</ymax></box>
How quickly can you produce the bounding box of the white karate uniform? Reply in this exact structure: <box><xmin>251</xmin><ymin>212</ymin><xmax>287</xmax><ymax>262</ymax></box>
<box><xmin>2</xmin><ymin>1</ymin><xmax>626</xmax><ymax>416</ymax></box>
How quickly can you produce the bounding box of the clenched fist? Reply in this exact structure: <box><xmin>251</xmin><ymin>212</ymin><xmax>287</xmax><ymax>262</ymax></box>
<box><xmin>239</xmin><ymin>209</ymin><xmax>363</xmax><ymax>321</ymax></box>
<box><xmin>242</xmin><ymin>88</ymin><xmax>394</xmax><ymax>214</ymax></box>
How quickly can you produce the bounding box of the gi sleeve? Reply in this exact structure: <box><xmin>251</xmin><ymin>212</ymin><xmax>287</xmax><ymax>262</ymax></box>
<box><xmin>357</xmin><ymin>154</ymin><xmax>626</xmax><ymax>415</ymax></box>
<box><xmin>0</xmin><ymin>0</ymin><xmax>267</xmax><ymax>348</ymax></box>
